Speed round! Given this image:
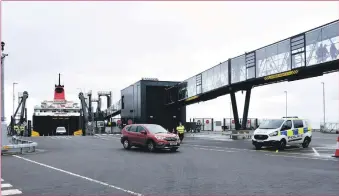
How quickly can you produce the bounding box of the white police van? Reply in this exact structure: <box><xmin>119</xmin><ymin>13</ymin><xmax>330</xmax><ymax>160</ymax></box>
<box><xmin>252</xmin><ymin>117</ymin><xmax>312</xmax><ymax>150</ymax></box>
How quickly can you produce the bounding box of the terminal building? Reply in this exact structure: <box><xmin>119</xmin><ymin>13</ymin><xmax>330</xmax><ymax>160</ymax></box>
<box><xmin>119</xmin><ymin>78</ymin><xmax>185</xmax><ymax>131</ymax></box>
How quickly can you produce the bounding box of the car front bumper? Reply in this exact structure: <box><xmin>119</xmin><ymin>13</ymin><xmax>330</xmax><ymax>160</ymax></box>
<box><xmin>155</xmin><ymin>141</ymin><xmax>180</xmax><ymax>149</ymax></box>
<box><xmin>252</xmin><ymin>140</ymin><xmax>280</xmax><ymax>147</ymax></box>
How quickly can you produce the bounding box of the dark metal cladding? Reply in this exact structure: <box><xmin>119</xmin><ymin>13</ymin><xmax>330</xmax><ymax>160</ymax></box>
<box><xmin>120</xmin><ymin>80</ymin><xmax>185</xmax><ymax>131</ymax></box>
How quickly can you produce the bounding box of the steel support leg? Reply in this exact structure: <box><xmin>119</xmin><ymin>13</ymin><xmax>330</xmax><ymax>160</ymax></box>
<box><xmin>241</xmin><ymin>88</ymin><xmax>252</xmax><ymax>129</ymax></box>
<box><xmin>230</xmin><ymin>92</ymin><xmax>241</xmax><ymax>130</ymax></box>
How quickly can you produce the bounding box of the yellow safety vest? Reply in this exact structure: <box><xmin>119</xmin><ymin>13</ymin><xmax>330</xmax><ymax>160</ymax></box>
<box><xmin>176</xmin><ymin>125</ymin><xmax>185</xmax><ymax>134</ymax></box>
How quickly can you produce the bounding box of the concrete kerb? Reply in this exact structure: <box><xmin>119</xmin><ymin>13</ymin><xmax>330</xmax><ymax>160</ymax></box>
<box><xmin>1</xmin><ymin>136</ymin><xmax>38</xmax><ymax>155</ymax></box>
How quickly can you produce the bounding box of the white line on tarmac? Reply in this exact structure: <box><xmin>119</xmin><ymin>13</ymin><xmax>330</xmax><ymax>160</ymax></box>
<box><xmin>312</xmin><ymin>147</ymin><xmax>320</xmax><ymax>156</ymax></box>
<box><xmin>184</xmin><ymin>144</ymin><xmax>318</xmax><ymax>156</ymax></box>
<box><xmin>12</xmin><ymin>155</ymin><xmax>143</xmax><ymax>196</ymax></box>
<box><xmin>265</xmin><ymin>153</ymin><xmax>337</xmax><ymax>161</ymax></box>
<box><xmin>1</xmin><ymin>189</ymin><xmax>22</xmax><ymax>196</ymax></box>
<box><xmin>193</xmin><ymin>147</ymin><xmax>234</xmax><ymax>152</ymax></box>
<box><xmin>1</xmin><ymin>184</ymin><xmax>13</xmax><ymax>188</ymax></box>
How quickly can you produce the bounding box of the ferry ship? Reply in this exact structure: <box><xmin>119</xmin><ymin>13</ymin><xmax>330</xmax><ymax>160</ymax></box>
<box><xmin>31</xmin><ymin>74</ymin><xmax>83</xmax><ymax>136</ymax></box>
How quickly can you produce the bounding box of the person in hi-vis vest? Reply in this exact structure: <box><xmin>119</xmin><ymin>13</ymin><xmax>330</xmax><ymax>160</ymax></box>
<box><xmin>176</xmin><ymin>122</ymin><xmax>185</xmax><ymax>142</ymax></box>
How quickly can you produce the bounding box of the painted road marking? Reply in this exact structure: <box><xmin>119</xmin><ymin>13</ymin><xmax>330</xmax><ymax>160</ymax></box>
<box><xmin>193</xmin><ymin>147</ymin><xmax>235</xmax><ymax>152</ymax></box>
<box><xmin>1</xmin><ymin>179</ymin><xmax>22</xmax><ymax>196</ymax></box>
<box><xmin>265</xmin><ymin>154</ymin><xmax>338</xmax><ymax>161</ymax></box>
<box><xmin>1</xmin><ymin>184</ymin><xmax>13</xmax><ymax>188</ymax></box>
<box><xmin>312</xmin><ymin>147</ymin><xmax>320</xmax><ymax>156</ymax></box>
<box><xmin>46</xmin><ymin>136</ymin><xmax>73</xmax><ymax>140</ymax></box>
<box><xmin>1</xmin><ymin>189</ymin><xmax>22</xmax><ymax>196</ymax></box>
<box><xmin>94</xmin><ymin>135</ymin><xmax>120</xmax><ymax>140</ymax></box>
<box><xmin>13</xmin><ymin>155</ymin><xmax>143</xmax><ymax>196</ymax></box>
<box><xmin>184</xmin><ymin>144</ymin><xmax>336</xmax><ymax>160</ymax></box>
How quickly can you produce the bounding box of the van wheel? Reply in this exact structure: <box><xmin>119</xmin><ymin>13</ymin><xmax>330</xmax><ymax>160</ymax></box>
<box><xmin>277</xmin><ymin>139</ymin><xmax>286</xmax><ymax>150</ymax></box>
<box><xmin>123</xmin><ymin>139</ymin><xmax>131</xmax><ymax>150</ymax></box>
<box><xmin>302</xmin><ymin>137</ymin><xmax>311</xmax><ymax>148</ymax></box>
<box><xmin>147</xmin><ymin>140</ymin><xmax>156</xmax><ymax>152</ymax></box>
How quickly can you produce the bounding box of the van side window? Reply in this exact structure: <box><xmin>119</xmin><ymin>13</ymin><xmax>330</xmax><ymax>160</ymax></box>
<box><xmin>293</xmin><ymin>120</ymin><xmax>304</xmax><ymax>128</ymax></box>
<box><xmin>283</xmin><ymin>120</ymin><xmax>292</xmax><ymax>129</ymax></box>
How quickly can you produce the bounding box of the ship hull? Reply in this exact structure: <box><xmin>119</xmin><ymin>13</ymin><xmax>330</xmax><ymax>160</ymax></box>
<box><xmin>32</xmin><ymin>115</ymin><xmax>82</xmax><ymax>136</ymax></box>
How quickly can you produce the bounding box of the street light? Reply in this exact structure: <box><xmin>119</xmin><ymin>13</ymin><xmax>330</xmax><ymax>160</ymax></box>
<box><xmin>284</xmin><ymin>91</ymin><xmax>287</xmax><ymax>117</ymax></box>
<box><xmin>321</xmin><ymin>82</ymin><xmax>325</xmax><ymax>127</ymax></box>
<box><xmin>13</xmin><ymin>82</ymin><xmax>18</xmax><ymax>115</ymax></box>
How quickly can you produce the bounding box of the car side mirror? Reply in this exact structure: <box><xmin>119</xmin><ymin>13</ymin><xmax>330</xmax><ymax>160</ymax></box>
<box><xmin>140</xmin><ymin>130</ymin><xmax>147</xmax><ymax>134</ymax></box>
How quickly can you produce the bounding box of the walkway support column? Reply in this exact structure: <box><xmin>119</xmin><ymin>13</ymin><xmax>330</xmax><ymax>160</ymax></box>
<box><xmin>241</xmin><ymin>88</ymin><xmax>252</xmax><ymax>129</ymax></box>
<box><xmin>230</xmin><ymin>91</ymin><xmax>241</xmax><ymax>130</ymax></box>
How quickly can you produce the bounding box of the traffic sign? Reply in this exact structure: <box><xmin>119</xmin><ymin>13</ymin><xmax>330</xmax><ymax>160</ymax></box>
<box><xmin>206</xmin><ymin>119</ymin><xmax>210</xmax><ymax>124</ymax></box>
<box><xmin>128</xmin><ymin>119</ymin><xmax>133</xmax><ymax>125</ymax></box>
<box><xmin>117</xmin><ymin>120</ymin><xmax>122</xmax><ymax>125</ymax></box>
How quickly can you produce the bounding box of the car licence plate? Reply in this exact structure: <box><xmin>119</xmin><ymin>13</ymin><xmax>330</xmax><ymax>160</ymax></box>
<box><xmin>169</xmin><ymin>142</ymin><xmax>177</xmax><ymax>145</ymax></box>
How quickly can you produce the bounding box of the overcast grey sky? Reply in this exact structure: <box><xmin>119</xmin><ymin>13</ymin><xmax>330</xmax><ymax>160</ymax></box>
<box><xmin>2</xmin><ymin>1</ymin><xmax>339</xmax><ymax>128</ymax></box>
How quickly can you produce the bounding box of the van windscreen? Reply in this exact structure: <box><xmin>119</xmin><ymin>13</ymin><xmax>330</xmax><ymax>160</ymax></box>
<box><xmin>259</xmin><ymin>119</ymin><xmax>284</xmax><ymax>129</ymax></box>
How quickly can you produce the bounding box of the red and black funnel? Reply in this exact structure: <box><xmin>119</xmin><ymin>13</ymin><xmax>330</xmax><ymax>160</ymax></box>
<box><xmin>54</xmin><ymin>73</ymin><xmax>65</xmax><ymax>101</ymax></box>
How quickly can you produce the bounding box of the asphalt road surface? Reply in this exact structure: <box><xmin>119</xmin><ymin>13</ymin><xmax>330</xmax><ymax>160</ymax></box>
<box><xmin>2</xmin><ymin>132</ymin><xmax>339</xmax><ymax>196</ymax></box>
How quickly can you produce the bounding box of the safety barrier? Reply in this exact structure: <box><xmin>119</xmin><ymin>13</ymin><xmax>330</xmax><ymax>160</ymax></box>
<box><xmin>228</xmin><ymin>130</ymin><xmax>253</xmax><ymax>140</ymax></box>
<box><xmin>1</xmin><ymin>136</ymin><xmax>38</xmax><ymax>154</ymax></box>
<box><xmin>320</xmin><ymin>123</ymin><xmax>339</xmax><ymax>134</ymax></box>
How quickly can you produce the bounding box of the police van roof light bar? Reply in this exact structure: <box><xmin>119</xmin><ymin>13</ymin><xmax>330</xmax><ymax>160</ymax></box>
<box><xmin>282</xmin><ymin>116</ymin><xmax>299</xmax><ymax>118</ymax></box>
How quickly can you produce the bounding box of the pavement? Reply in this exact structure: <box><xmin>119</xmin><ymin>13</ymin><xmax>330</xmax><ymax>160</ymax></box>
<box><xmin>2</xmin><ymin>132</ymin><xmax>339</xmax><ymax>196</ymax></box>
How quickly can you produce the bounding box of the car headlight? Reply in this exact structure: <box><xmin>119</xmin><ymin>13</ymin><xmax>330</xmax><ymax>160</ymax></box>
<box><xmin>155</xmin><ymin>135</ymin><xmax>166</xmax><ymax>140</ymax></box>
<box><xmin>269</xmin><ymin>131</ymin><xmax>278</xmax><ymax>137</ymax></box>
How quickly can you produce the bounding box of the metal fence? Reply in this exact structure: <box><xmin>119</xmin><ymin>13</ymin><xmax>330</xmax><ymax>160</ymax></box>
<box><xmin>320</xmin><ymin>122</ymin><xmax>339</xmax><ymax>133</ymax></box>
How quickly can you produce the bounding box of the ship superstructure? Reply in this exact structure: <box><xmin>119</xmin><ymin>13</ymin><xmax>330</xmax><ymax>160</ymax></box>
<box><xmin>32</xmin><ymin>74</ymin><xmax>82</xmax><ymax>136</ymax></box>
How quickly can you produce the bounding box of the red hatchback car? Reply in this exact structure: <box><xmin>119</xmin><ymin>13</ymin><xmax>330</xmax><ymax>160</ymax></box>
<box><xmin>120</xmin><ymin>124</ymin><xmax>180</xmax><ymax>152</ymax></box>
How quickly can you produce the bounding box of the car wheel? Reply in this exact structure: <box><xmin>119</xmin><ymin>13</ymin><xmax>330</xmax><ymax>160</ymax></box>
<box><xmin>147</xmin><ymin>140</ymin><xmax>156</xmax><ymax>152</ymax></box>
<box><xmin>123</xmin><ymin>139</ymin><xmax>131</xmax><ymax>150</ymax></box>
<box><xmin>170</xmin><ymin>147</ymin><xmax>178</xmax><ymax>152</ymax></box>
<box><xmin>278</xmin><ymin>139</ymin><xmax>286</xmax><ymax>150</ymax></box>
<box><xmin>302</xmin><ymin>137</ymin><xmax>311</xmax><ymax>148</ymax></box>
<box><xmin>254</xmin><ymin>144</ymin><xmax>262</xmax><ymax>150</ymax></box>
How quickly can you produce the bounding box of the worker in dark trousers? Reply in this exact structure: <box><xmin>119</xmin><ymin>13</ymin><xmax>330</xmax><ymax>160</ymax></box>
<box><xmin>176</xmin><ymin>122</ymin><xmax>185</xmax><ymax>142</ymax></box>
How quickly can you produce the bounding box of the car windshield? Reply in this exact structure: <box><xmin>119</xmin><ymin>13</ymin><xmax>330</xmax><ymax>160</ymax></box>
<box><xmin>143</xmin><ymin>124</ymin><xmax>168</xmax><ymax>134</ymax></box>
<box><xmin>57</xmin><ymin>127</ymin><xmax>65</xmax><ymax>130</ymax></box>
<box><xmin>258</xmin><ymin>119</ymin><xmax>284</xmax><ymax>129</ymax></box>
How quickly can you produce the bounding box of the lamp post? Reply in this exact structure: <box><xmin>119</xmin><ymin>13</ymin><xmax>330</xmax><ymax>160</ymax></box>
<box><xmin>284</xmin><ymin>91</ymin><xmax>287</xmax><ymax>117</ymax></box>
<box><xmin>13</xmin><ymin>82</ymin><xmax>18</xmax><ymax>115</ymax></box>
<box><xmin>321</xmin><ymin>82</ymin><xmax>325</xmax><ymax>127</ymax></box>
<box><xmin>1</xmin><ymin>41</ymin><xmax>8</xmax><ymax>122</ymax></box>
